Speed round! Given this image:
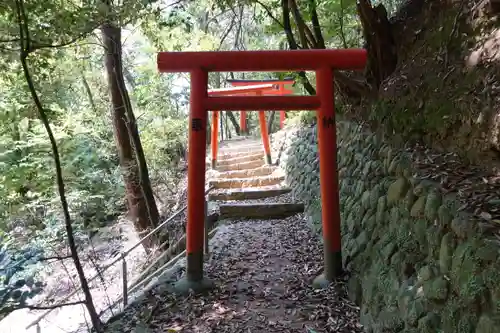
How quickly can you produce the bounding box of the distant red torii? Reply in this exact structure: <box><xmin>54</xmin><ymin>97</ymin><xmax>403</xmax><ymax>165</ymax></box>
<box><xmin>225</xmin><ymin>78</ymin><xmax>295</xmax><ymax>131</ymax></box>
<box><xmin>208</xmin><ymin>82</ymin><xmax>294</xmax><ymax>167</ymax></box>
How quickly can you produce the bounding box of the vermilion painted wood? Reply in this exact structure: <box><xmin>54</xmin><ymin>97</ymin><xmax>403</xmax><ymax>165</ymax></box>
<box><xmin>226</xmin><ymin>78</ymin><xmax>295</xmax><ymax>85</ymax></box>
<box><xmin>204</xmin><ymin>95</ymin><xmax>320</xmax><ymax>111</ymax></box>
<box><xmin>185</xmin><ymin>69</ymin><xmax>207</xmax><ymax>281</ymax></box>
<box><xmin>158</xmin><ymin>49</ymin><xmax>367</xmax><ymax>72</ymax></box>
<box><xmin>256</xmin><ymin>91</ymin><xmax>272</xmax><ymax>163</ymax></box>
<box><xmin>236</xmin><ymin>89</ymin><xmax>294</xmax><ymax>96</ymax></box>
<box><xmin>208</xmin><ymin>84</ymin><xmax>275</xmax><ymax>96</ymax></box>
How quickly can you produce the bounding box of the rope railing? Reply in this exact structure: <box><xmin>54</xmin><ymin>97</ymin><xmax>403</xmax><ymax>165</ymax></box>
<box><xmin>26</xmin><ymin>186</ymin><xmax>215</xmax><ymax>331</ymax></box>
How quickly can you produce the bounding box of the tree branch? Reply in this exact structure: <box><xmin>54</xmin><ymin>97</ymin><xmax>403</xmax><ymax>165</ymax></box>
<box><xmin>289</xmin><ymin>0</ymin><xmax>317</xmax><ymax>48</ymax></box>
<box><xmin>254</xmin><ymin>0</ymin><xmax>285</xmax><ymax>29</ymax></box>
<box><xmin>308</xmin><ymin>0</ymin><xmax>325</xmax><ymax>48</ymax></box>
<box><xmin>1</xmin><ymin>301</ymin><xmax>86</xmax><ymax>315</ymax></box>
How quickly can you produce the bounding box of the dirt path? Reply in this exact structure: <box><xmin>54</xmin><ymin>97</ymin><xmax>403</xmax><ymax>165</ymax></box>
<box><xmin>106</xmin><ymin>214</ymin><xmax>361</xmax><ymax>333</ymax></box>
<box><xmin>103</xmin><ymin>137</ymin><xmax>362</xmax><ymax>332</ymax></box>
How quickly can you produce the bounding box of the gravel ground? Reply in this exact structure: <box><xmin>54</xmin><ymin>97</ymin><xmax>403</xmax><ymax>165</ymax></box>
<box><xmin>103</xmin><ymin>214</ymin><xmax>362</xmax><ymax>333</ymax></box>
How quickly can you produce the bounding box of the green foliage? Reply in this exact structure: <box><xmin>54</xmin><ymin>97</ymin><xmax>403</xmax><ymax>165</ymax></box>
<box><xmin>286</xmin><ymin>111</ymin><xmax>317</xmax><ymax>126</ymax></box>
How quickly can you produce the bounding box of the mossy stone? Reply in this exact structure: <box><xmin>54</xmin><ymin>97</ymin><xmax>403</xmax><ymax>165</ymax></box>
<box><xmin>376</xmin><ymin>196</ymin><xmax>387</xmax><ymax>224</ymax></box>
<box><xmin>438</xmin><ymin>204</ymin><xmax>454</xmax><ymax>227</ymax></box>
<box><xmin>423</xmin><ymin>276</ymin><xmax>449</xmax><ymax>302</ymax></box>
<box><xmin>451</xmin><ymin>214</ymin><xmax>476</xmax><ymax>239</ymax></box>
<box><xmin>347</xmin><ymin>275</ymin><xmax>363</xmax><ymax>305</ymax></box>
<box><xmin>439</xmin><ymin>232</ymin><xmax>456</xmax><ymax>274</ymax></box>
<box><xmin>417</xmin><ymin>265</ymin><xmax>434</xmax><ymax>282</ymax></box>
<box><xmin>387</xmin><ymin>177</ymin><xmax>411</xmax><ymax>206</ymax></box>
<box><xmin>377</xmin><ymin>307</ymin><xmax>404</xmax><ymax>331</ymax></box>
<box><xmin>407</xmin><ymin>297</ymin><xmax>428</xmax><ymax>327</ymax></box>
<box><xmin>417</xmin><ymin>312</ymin><xmax>440</xmax><ymax>333</ymax></box>
<box><xmin>382</xmin><ymin>242</ymin><xmax>397</xmax><ymax>265</ymax></box>
<box><xmin>410</xmin><ymin>196</ymin><xmax>426</xmax><ymax>218</ymax></box>
<box><xmin>475</xmin><ymin>242</ymin><xmax>499</xmax><ymax>264</ymax></box>
<box><xmin>424</xmin><ymin>190</ymin><xmax>442</xmax><ymax>221</ymax></box>
<box><xmin>475</xmin><ymin>314</ymin><xmax>500</xmax><ymax>333</ymax></box>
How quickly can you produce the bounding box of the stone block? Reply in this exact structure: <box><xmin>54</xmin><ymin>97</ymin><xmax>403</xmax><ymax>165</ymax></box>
<box><xmin>475</xmin><ymin>314</ymin><xmax>500</xmax><ymax>333</ymax></box>
<box><xmin>439</xmin><ymin>232</ymin><xmax>456</xmax><ymax>274</ymax></box>
<box><xmin>219</xmin><ymin>202</ymin><xmax>304</xmax><ymax>219</ymax></box>
<box><xmin>387</xmin><ymin>177</ymin><xmax>411</xmax><ymax>206</ymax></box>
<box><xmin>208</xmin><ymin>187</ymin><xmax>291</xmax><ymax>201</ymax></box>
<box><xmin>422</xmin><ymin>276</ymin><xmax>448</xmax><ymax>302</ymax></box>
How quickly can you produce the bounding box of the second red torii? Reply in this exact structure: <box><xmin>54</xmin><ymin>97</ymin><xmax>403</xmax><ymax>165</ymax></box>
<box><xmin>226</xmin><ymin>78</ymin><xmax>295</xmax><ymax>132</ymax></box>
<box><xmin>208</xmin><ymin>82</ymin><xmax>293</xmax><ymax>168</ymax></box>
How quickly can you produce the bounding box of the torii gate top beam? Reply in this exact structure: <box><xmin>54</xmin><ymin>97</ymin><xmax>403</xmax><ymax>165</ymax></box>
<box><xmin>157</xmin><ymin>49</ymin><xmax>366</xmax><ymax>72</ymax></box>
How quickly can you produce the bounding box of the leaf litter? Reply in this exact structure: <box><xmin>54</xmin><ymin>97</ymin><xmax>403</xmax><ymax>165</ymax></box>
<box><xmin>103</xmin><ymin>213</ymin><xmax>362</xmax><ymax>333</ymax></box>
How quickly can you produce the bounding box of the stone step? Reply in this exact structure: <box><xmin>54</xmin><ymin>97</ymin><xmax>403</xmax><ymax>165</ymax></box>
<box><xmin>219</xmin><ymin>202</ymin><xmax>304</xmax><ymax>219</ymax></box>
<box><xmin>217</xmin><ymin>152</ymin><xmax>264</xmax><ymax>167</ymax></box>
<box><xmin>209</xmin><ymin>174</ymin><xmax>285</xmax><ymax>189</ymax></box>
<box><xmin>209</xmin><ymin>187</ymin><xmax>292</xmax><ymax>201</ymax></box>
<box><xmin>215</xmin><ymin>165</ymin><xmax>277</xmax><ymax>179</ymax></box>
<box><xmin>216</xmin><ymin>159</ymin><xmax>265</xmax><ymax>172</ymax></box>
<box><xmin>219</xmin><ymin>143</ymin><xmax>262</xmax><ymax>153</ymax></box>
<box><xmin>217</xmin><ymin>150</ymin><xmax>263</xmax><ymax>162</ymax></box>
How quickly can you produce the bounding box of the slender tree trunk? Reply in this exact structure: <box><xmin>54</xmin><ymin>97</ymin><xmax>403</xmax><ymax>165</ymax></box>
<box><xmin>267</xmin><ymin>111</ymin><xmax>276</xmax><ymax>134</ymax></box>
<box><xmin>225</xmin><ymin>112</ymin><xmax>231</xmax><ymax>139</ymax></box>
<box><xmin>226</xmin><ymin>111</ymin><xmax>241</xmax><ymax>135</ymax></box>
<box><xmin>220</xmin><ymin>111</ymin><xmax>224</xmax><ymax>141</ymax></box>
<box><xmin>14</xmin><ymin>0</ymin><xmax>102</xmax><ymax>329</ymax></box>
<box><xmin>80</xmin><ymin>73</ymin><xmax>98</xmax><ymax>114</ymax></box>
<box><xmin>101</xmin><ymin>23</ymin><xmax>159</xmax><ymax>235</ymax></box>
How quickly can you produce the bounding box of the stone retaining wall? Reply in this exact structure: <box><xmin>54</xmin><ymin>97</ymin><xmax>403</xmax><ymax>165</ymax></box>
<box><xmin>272</xmin><ymin>122</ymin><xmax>500</xmax><ymax>333</ymax></box>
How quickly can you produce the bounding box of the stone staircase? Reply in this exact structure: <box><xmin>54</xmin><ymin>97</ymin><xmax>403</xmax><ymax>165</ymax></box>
<box><xmin>208</xmin><ymin>137</ymin><xmax>304</xmax><ymax>220</ymax></box>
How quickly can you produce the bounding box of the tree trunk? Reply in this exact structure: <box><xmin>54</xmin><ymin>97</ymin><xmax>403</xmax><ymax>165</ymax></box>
<box><xmin>224</xmin><ymin>112</ymin><xmax>231</xmax><ymax>139</ymax></box>
<box><xmin>226</xmin><ymin>111</ymin><xmax>241</xmax><ymax>135</ymax></box>
<box><xmin>267</xmin><ymin>111</ymin><xmax>276</xmax><ymax>134</ymax></box>
<box><xmin>278</xmin><ymin>0</ymin><xmax>379</xmax><ymax>100</ymax></box>
<box><xmin>101</xmin><ymin>23</ymin><xmax>160</xmax><ymax>235</ymax></box>
<box><xmin>357</xmin><ymin>0</ymin><xmax>397</xmax><ymax>89</ymax></box>
<box><xmin>80</xmin><ymin>73</ymin><xmax>98</xmax><ymax>114</ymax></box>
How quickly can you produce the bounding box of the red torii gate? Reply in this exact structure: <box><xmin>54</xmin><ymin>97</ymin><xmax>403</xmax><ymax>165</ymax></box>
<box><xmin>208</xmin><ymin>83</ymin><xmax>294</xmax><ymax>168</ymax></box>
<box><xmin>157</xmin><ymin>49</ymin><xmax>367</xmax><ymax>293</ymax></box>
<box><xmin>225</xmin><ymin>78</ymin><xmax>295</xmax><ymax>132</ymax></box>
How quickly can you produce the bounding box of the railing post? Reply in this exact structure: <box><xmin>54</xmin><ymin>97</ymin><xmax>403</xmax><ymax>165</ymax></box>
<box><xmin>121</xmin><ymin>253</ymin><xmax>128</xmax><ymax>307</ymax></box>
<box><xmin>211</xmin><ymin>110</ymin><xmax>219</xmax><ymax>169</ymax></box>
<box><xmin>313</xmin><ymin>67</ymin><xmax>342</xmax><ymax>288</ymax></box>
<box><xmin>204</xmin><ymin>196</ymin><xmax>209</xmax><ymax>255</ymax></box>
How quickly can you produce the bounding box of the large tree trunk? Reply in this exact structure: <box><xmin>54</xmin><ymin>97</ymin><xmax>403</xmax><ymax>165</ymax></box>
<box><xmin>102</xmin><ymin>23</ymin><xmax>160</xmax><ymax>235</ymax></box>
<box><xmin>357</xmin><ymin>0</ymin><xmax>397</xmax><ymax>89</ymax></box>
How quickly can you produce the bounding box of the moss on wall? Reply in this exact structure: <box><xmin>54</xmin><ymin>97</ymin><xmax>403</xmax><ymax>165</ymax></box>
<box><xmin>273</xmin><ymin>122</ymin><xmax>500</xmax><ymax>333</ymax></box>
